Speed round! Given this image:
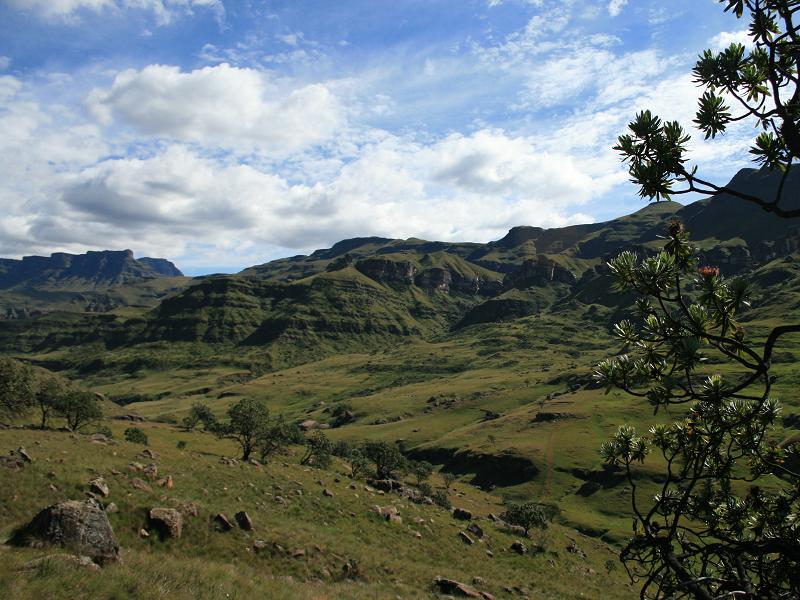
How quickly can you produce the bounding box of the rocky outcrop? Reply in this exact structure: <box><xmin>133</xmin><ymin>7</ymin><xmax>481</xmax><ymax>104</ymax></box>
<box><xmin>149</xmin><ymin>507</ymin><xmax>183</xmax><ymax>539</ymax></box>
<box><xmin>14</xmin><ymin>499</ymin><xmax>119</xmax><ymax>564</ymax></box>
<box><xmin>504</xmin><ymin>256</ymin><xmax>576</xmax><ymax>289</ymax></box>
<box><xmin>355</xmin><ymin>258</ymin><xmax>417</xmax><ymax>285</ymax></box>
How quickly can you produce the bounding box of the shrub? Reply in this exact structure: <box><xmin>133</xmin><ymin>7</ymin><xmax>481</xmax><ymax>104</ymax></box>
<box><xmin>300</xmin><ymin>430</ymin><xmax>333</xmax><ymax>469</ymax></box>
<box><xmin>124</xmin><ymin>427</ymin><xmax>148</xmax><ymax>445</ymax></box>
<box><xmin>94</xmin><ymin>425</ymin><xmax>113</xmax><ymax>438</ymax></box>
<box><xmin>418</xmin><ymin>482</ymin><xmax>433</xmax><ymax>498</ymax></box>
<box><xmin>361</xmin><ymin>440</ymin><xmax>406</xmax><ymax>479</ymax></box>
<box><xmin>411</xmin><ymin>460</ymin><xmax>433</xmax><ymax>485</ymax></box>
<box><xmin>502</xmin><ymin>501</ymin><xmax>548</xmax><ymax>536</ymax></box>
<box><xmin>0</xmin><ymin>357</ymin><xmax>34</xmax><ymax>425</ymax></box>
<box><xmin>182</xmin><ymin>402</ymin><xmax>217</xmax><ymax>431</ymax></box>
<box><xmin>176</xmin><ymin>440</ymin><xmax>187</xmax><ymax>450</ymax></box>
<box><xmin>432</xmin><ymin>490</ymin><xmax>451</xmax><ymax>509</ymax></box>
<box><xmin>442</xmin><ymin>472</ymin><xmax>456</xmax><ymax>490</ymax></box>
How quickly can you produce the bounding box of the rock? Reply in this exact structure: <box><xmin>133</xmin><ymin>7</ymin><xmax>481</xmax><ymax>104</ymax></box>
<box><xmin>235</xmin><ymin>511</ymin><xmax>253</xmax><ymax>531</ymax></box>
<box><xmin>452</xmin><ymin>507</ymin><xmax>472</xmax><ymax>521</ymax></box>
<box><xmin>366</xmin><ymin>478</ymin><xmax>402</xmax><ymax>492</ymax></box>
<box><xmin>128</xmin><ymin>462</ymin><xmax>145</xmax><ymax>472</ymax></box>
<box><xmin>467</xmin><ymin>522</ymin><xmax>484</xmax><ymax>539</ymax></box>
<box><xmin>16</xmin><ymin>499</ymin><xmax>119</xmax><ymax>564</ymax></box>
<box><xmin>566</xmin><ymin>540</ymin><xmax>587</xmax><ymax>558</ymax></box>
<box><xmin>413</xmin><ymin>530</ymin><xmax>422</xmax><ymax>539</ymax></box>
<box><xmin>511</xmin><ymin>541</ymin><xmax>527</xmax><ymax>555</ymax></box>
<box><xmin>292</xmin><ymin>548</ymin><xmax>306</xmax><ymax>558</ymax></box>
<box><xmin>473</xmin><ymin>577</ymin><xmax>487</xmax><ymax>586</ymax></box>
<box><xmin>219</xmin><ymin>457</ymin><xmax>238</xmax><ymax>466</ymax></box>
<box><xmin>149</xmin><ymin>508</ymin><xmax>182</xmax><ymax>539</ymax></box>
<box><xmin>16</xmin><ymin>447</ymin><xmax>33</xmax><ymax>463</ymax></box>
<box><xmin>143</xmin><ymin>463</ymin><xmax>158</xmax><ymax>481</ymax></box>
<box><xmin>214</xmin><ymin>513</ymin><xmax>233</xmax><ymax>532</ymax></box>
<box><xmin>157</xmin><ymin>476</ymin><xmax>173</xmax><ymax>489</ymax></box>
<box><xmin>104</xmin><ymin>503</ymin><xmax>118</xmax><ymax>514</ymax></box>
<box><xmin>322</xmin><ymin>488</ymin><xmax>334</xmax><ymax>498</ymax></box>
<box><xmin>177</xmin><ymin>501</ymin><xmax>198</xmax><ymax>517</ymax></box>
<box><xmin>253</xmin><ymin>540</ymin><xmax>268</xmax><ymax>552</ymax></box>
<box><xmin>298</xmin><ymin>419</ymin><xmax>318</xmax><ymax>431</ymax></box>
<box><xmin>459</xmin><ymin>531</ymin><xmax>475</xmax><ymax>545</ymax></box>
<box><xmin>486</xmin><ymin>550</ymin><xmax>494</xmax><ymax>558</ymax></box>
<box><xmin>434</xmin><ymin>577</ymin><xmax>483</xmax><ymax>598</ymax></box>
<box><xmin>386</xmin><ymin>513</ymin><xmax>403</xmax><ymax>524</ymax></box>
<box><xmin>22</xmin><ymin>554</ymin><xmax>101</xmax><ymax>573</ymax></box>
<box><xmin>88</xmin><ymin>477</ymin><xmax>109</xmax><ymax>498</ymax></box>
<box><xmin>89</xmin><ymin>434</ymin><xmax>109</xmax><ymax>444</ymax></box>
<box><xmin>141</xmin><ymin>448</ymin><xmax>159</xmax><ymax>459</ymax></box>
<box><xmin>140</xmin><ymin>528</ymin><xmax>149</xmax><ymax>538</ymax></box>
<box><xmin>381</xmin><ymin>505</ymin><xmax>399</xmax><ymax>517</ymax></box>
<box><xmin>131</xmin><ymin>478</ymin><xmax>152</xmax><ymax>493</ymax></box>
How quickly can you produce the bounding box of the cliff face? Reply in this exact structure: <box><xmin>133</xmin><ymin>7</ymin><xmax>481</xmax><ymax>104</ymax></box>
<box><xmin>0</xmin><ymin>250</ymin><xmax>183</xmax><ymax>289</ymax></box>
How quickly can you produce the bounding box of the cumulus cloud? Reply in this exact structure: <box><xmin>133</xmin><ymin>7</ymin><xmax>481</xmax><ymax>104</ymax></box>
<box><xmin>87</xmin><ymin>63</ymin><xmax>343</xmax><ymax>155</ymax></box>
<box><xmin>4</xmin><ymin>0</ymin><xmax>223</xmax><ymax>25</ymax></box>
<box><xmin>709</xmin><ymin>30</ymin><xmax>754</xmax><ymax>51</ymax></box>
<box><xmin>608</xmin><ymin>0</ymin><xmax>627</xmax><ymax>17</ymax></box>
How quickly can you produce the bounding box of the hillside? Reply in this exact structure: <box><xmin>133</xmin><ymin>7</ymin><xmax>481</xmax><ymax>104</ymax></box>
<box><xmin>1</xmin><ymin>167</ymin><xmax>799</xmax><ymax>598</ymax></box>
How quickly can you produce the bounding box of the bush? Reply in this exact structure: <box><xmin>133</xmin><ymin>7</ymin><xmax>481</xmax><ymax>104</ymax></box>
<box><xmin>432</xmin><ymin>489</ymin><xmax>451</xmax><ymax>509</ymax></box>
<box><xmin>442</xmin><ymin>472</ymin><xmax>456</xmax><ymax>490</ymax></box>
<box><xmin>361</xmin><ymin>440</ymin><xmax>406</xmax><ymax>479</ymax></box>
<box><xmin>124</xmin><ymin>427</ymin><xmax>148</xmax><ymax>445</ymax></box>
<box><xmin>301</xmin><ymin>430</ymin><xmax>333</xmax><ymax>469</ymax></box>
<box><xmin>176</xmin><ymin>440</ymin><xmax>187</xmax><ymax>450</ymax></box>
<box><xmin>418</xmin><ymin>482</ymin><xmax>433</xmax><ymax>498</ymax></box>
<box><xmin>182</xmin><ymin>402</ymin><xmax>217</xmax><ymax>431</ymax></box>
<box><xmin>0</xmin><ymin>358</ymin><xmax>34</xmax><ymax>425</ymax></box>
<box><xmin>411</xmin><ymin>460</ymin><xmax>433</xmax><ymax>485</ymax></box>
<box><xmin>94</xmin><ymin>425</ymin><xmax>113</xmax><ymax>438</ymax></box>
<box><xmin>502</xmin><ymin>501</ymin><xmax>548</xmax><ymax>536</ymax></box>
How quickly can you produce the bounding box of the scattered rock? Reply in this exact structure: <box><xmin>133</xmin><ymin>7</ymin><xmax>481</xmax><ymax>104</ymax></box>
<box><xmin>291</xmin><ymin>548</ymin><xmax>306</xmax><ymax>558</ymax></box>
<box><xmin>128</xmin><ymin>462</ymin><xmax>145</xmax><ymax>472</ymax></box>
<box><xmin>459</xmin><ymin>531</ymin><xmax>475</xmax><ymax>545</ymax></box>
<box><xmin>511</xmin><ymin>541</ymin><xmax>527</xmax><ymax>555</ymax></box>
<box><xmin>177</xmin><ymin>501</ymin><xmax>198</xmax><ymax>517</ymax></box>
<box><xmin>104</xmin><ymin>503</ymin><xmax>118</xmax><ymax>514</ymax></box>
<box><xmin>157</xmin><ymin>476</ymin><xmax>173</xmax><ymax>489</ymax></box>
<box><xmin>139</xmin><ymin>528</ymin><xmax>149</xmax><ymax>538</ymax></box>
<box><xmin>143</xmin><ymin>463</ymin><xmax>158</xmax><ymax>481</ymax></box>
<box><xmin>486</xmin><ymin>550</ymin><xmax>494</xmax><ymax>558</ymax></box>
<box><xmin>15</xmin><ymin>499</ymin><xmax>119</xmax><ymax>564</ymax></box>
<box><xmin>149</xmin><ymin>508</ymin><xmax>182</xmax><ymax>539</ymax></box>
<box><xmin>88</xmin><ymin>477</ymin><xmax>109</xmax><ymax>498</ymax></box>
<box><xmin>253</xmin><ymin>540</ymin><xmax>268</xmax><ymax>552</ymax></box>
<box><xmin>467</xmin><ymin>522</ymin><xmax>484</xmax><ymax>539</ymax></box>
<box><xmin>235</xmin><ymin>511</ymin><xmax>253</xmax><ymax>531</ymax></box>
<box><xmin>298</xmin><ymin>420</ymin><xmax>318</xmax><ymax>431</ymax></box>
<box><xmin>452</xmin><ymin>508</ymin><xmax>472</xmax><ymax>521</ymax></box>
<box><xmin>16</xmin><ymin>447</ymin><xmax>33</xmax><ymax>463</ymax></box>
<box><xmin>131</xmin><ymin>478</ymin><xmax>153</xmax><ymax>493</ymax></box>
<box><xmin>386</xmin><ymin>513</ymin><xmax>403</xmax><ymax>524</ymax></box>
<box><xmin>213</xmin><ymin>513</ymin><xmax>233</xmax><ymax>532</ymax></box>
<box><xmin>141</xmin><ymin>448</ymin><xmax>159</xmax><ymax>459</ymax></box>
<box><xmin>434</xmin><ymin>577</ymin><xmax>483</xmax><ymax>598</ymax></box>
<box><xmin>89</xmin><ymin>434</ymin><xmax>110</xmax><ymax>444</ymax></box>
<box><xmin>322</xmin><ymin>488</ymin><xmax>334</xmax><ymax>498</ymax></box>
<box><xmin>22</xmin><ymin>554</ymin><xmax>101</xmax><ymax>573</ymax></box>
<box><xmin>566</xmin><ymin>540</ymin><xmax>587</xmax><ymax>558</ymax></box>
<box><xmin>219</xmin><ymin>457</ymin><xmax>238</xmax><ymax>466</ymax></box>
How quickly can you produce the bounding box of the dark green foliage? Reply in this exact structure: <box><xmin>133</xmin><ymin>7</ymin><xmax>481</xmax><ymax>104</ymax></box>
<box><xmin>256</xmin><ymin>415</ymin><xmax>293</xmax><ymax>462</ymax></box>
<box><xmin>94</xmin><ymin>425</ymin><xmax>113</xmax><ymax>439</ymax></box>
<box><xmin>182</xmin><ymin>402</ymin><xmax>217</xmax><ymax>431</ymax></box>
<box><xmin>347</xmin><ymin>450</ymin><xmax>371</xmax><ymax>480</ymax></box>
<box><xmin>501</xmin><ymin>502</ymin><xmax>548</xmax><ymax>536</ymax></box>
<box><xmin>411</xmin><ymin>460</ymin><xmax>433</xmax><ymax>485</ymax></box>
<box><xmin>329</xmin><ymin>402</ymin><xmax>356</xmax><ymax>428</ymax></box>
<box><xmin>441</xmin><ymin>472</ymin><xmax>456</xmax><ymax>491</ymax></box>
<box><xmin>217</xmin><ymin>398</ymin><xmax>270</xmax><ymax>461</ymax></box>
<box><xmin>176</xmin><ymin>440</ymin><xmax>187</xmax><ymax>450</ymax></box>
<box><xmin>361</xmin><ymin>440</ymin><xmax>407</xmax><ymax>479</ymax></box>
<box><xmin>332</xmin><ymin>439</ymin><xmax>355</xmax><ymax>458</ymax></box>
<box><xmin>432</xmin><ymin>489</ymin><xmax>451</xmax><ymax>509</ymax></box>
<box><xmin>34</xmin><ymin>375</ymin><xmax>65</xmax><ymax>430</ymax></box>
<box><xmin>52</xmin><ymin>390</ymin><xmax>102</xmax><ymax>432</ymax></box>
<box><xmin>124</xmin><ymin>427</ymin><xmax>148</xmax><ymax>445</ymax></box>
<box><xmin>300</xmin><ymin>430</ymin><xmax>333</xmax><ymax>468</ymax></box>
<box><xmin>0</xmin><ymin>357</ymin><xmax>33</xmax><ymax>425</ymax></box>
<box><xmin>418</xmin><ymin>482</ymin><xmax>433</xmax><ymax>498</ymax></box>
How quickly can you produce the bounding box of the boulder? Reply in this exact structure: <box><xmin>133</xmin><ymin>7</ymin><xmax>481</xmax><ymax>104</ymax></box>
<box><xmin>17</xmin><ymin>447</ymin><xmax>33</xmax><ymax>462</ymax></box>
<box><xmin>88</xmin><ymin>477</ymin><xmax>109</xmax><ymax>498</ymax></box>
<box><xmin>511</xmin><ymin>541</ymin><xmax>527</xmax><ymax>555</ymax></box>
<box><xmin>214</xmin><ymin>513</ymin><xmax>233</xmax><ymax>532</ymax></box>
<box><xmin>434</xmin><ymin>577</ymin><xmax>483</xmax><ymax>598</ymax></box>
<box><xmin>131</xmin><ymin>478</ymin><xmax>153</xmax><ymax>493</ymax></box>
<box><xmin>141</xmin><ymin>448</ymin><xmax>159</xmax><ymax>459</ymax></box>
<box><xmin>459</xmin><ymin>531</ymin><xmax>475</xmax><ymax>545</ymax></box>
<box><xmin>467</xmin><ymin>522</ymin><xmax>484</xmax><ymax>539</ymax></box>
<box><xmin>157</xmin><ymin>476</ymin><xmax>173</xmax><ymax>489</ymax></box>
<box><xmin>105</xmin><ymin>502</ymin><xmax>118</xmax><ymax>514</ymax></box>
<box><xmin>452</xmin><ymin>507</ymin><xmax>472</xmax><ymax>520</ymax></box>
<box><xmin>23</xmin><ymin>554</ymin><xmax>101</xmax><ymax>573</ymax></box>
<box><xmin>298</xmin><ymin>419</ymin><xmax>319</xmax><ymax>431</ymax></box>
<box><xmin>143</xmin><ymin>463</ymin><xmax>158</xmax><ymax>481</ymax></box>
<box><xmin>15</xmin><ymin>499</ymin><xmax>119</xmax><ymax>564</ymax></box>
<box><xmin>149</xmin><ymin>508</ymin><xmax>182</xmax><ymax>539</ymax></box>
<box><xmin>235</xmin><ymin>511</ymin><xmax>253</xmax><ymax>531</ymax></box>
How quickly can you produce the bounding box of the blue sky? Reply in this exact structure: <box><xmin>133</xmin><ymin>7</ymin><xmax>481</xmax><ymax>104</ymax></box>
<box><xmin>0</xmin><ymin>0</ymin><xmax>757</xmax><ymax>274</ymax></box>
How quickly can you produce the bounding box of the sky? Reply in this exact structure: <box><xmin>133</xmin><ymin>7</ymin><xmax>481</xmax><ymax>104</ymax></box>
<box><xmin>0</xmin><ymin>0</ymin><xmax>758</xmax><ymax>275</ymax></box>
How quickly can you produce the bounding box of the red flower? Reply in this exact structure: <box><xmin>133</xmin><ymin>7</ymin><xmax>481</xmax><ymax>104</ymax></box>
<box><xmin>698</xmin><ymin>266</ymin><xmax>720</xmax><ymax>279</ymax></box>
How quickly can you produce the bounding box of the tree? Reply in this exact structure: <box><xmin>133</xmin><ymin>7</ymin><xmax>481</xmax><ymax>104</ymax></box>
<box><xmin>124</xmin><ymin>427</ymin><xmax>148</xmax><ymax>445</ymax></box>
<box><xmin>501</xmin><ymin>501</ymin><xmax>548</xmax><ymax>537</ymax></box>
<box><xmin>442</xmin><ymin>472</ymin><xmax>456</xmax><ymax>491</ymax></box>
<box><xmin>182</xmin><ymin>402</ymin><xmax>217</xmax><ymax>431</ymax></box>
<box><xmin>0</xmin><ymin>357</ymin><xmax>34</xmax><ymax>426</ymax></box>
<box><xmin>218</xmin><ymin>398</ymin><xmax>269</xmax><ymax>461</ymax></box>
<box><xmin>600</xmin><ymin>3</ymin><xmax>800</xmax><ymax>597</ymax></box>
<box><xmin>300</xmin><ymin>430</ymin><xmax>333</xmax><ymax>468</ymax></box>
<box><xmin>54</xmin><ymin>390</ymin><xmax>102</xmax><ymax>432</ymax></box>
<box><xmin>35</xmin><ymin>376</ymin><xmax>66</xmax><ymax>430</ymax></box>
<box><xmin>361</xmin><ymin>440</ymin><xmax>407</xmax><ymax>479</ymax></box>
<box><xmin>256</xmin><ymin>415</ymin><xmax>293</xmax><ymax>462</ymax></box>
<box><xmin>411</xmin><ymin>460</ymin><xmax>433</xmax><ymax>486</ymax></box>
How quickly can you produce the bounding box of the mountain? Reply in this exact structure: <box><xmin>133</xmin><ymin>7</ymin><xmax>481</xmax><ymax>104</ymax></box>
<box><xmin>0</xmin><ymin>249</ymin><xmax>188</xmax><ymax>319</ymax></box>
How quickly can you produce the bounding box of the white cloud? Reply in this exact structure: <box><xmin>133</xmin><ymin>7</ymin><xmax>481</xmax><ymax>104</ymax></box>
<box><xmin>4</xmin><ymin>0</ymin><xmax>224</xmax><ymax>25</ymax></box>
<box><xmin>608</xmin><ymin>0</ymin><xmax>627</xmax><ymax>17</ymax></box>
<box><xmin>709</xmin><ymin>30</ymin><xmax>754</xmax><ymax>51</ymax></box>
<box><xmin>87</xmin><ymin>63</ymin><xmax>343</xmax><ymax>156</ymax></box>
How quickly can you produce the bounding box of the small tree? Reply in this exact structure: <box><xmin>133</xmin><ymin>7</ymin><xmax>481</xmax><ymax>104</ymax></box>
<box><xmin>256</xmin><ymin>415</ymin><xmax>292</xmax><ymax>462</ymax></box>
<box><xmin>347</xmin><ymin>449</ymin><xmax>371</xmax><ymax>480</ymax></box>
<box><xmin>124</xmin><ymin>427</ymin><xmax>148</xmax><ymax>445</ymax></box>
<box><xmin>182</xmin><ymin>402</ymin><xmax>217</xmax><ymax>431</ymax></box>
<box><xmin>300</xmin><ymin>430</ymin><xmax>333</xmax><ymax>468</ymax></box>
<box><xmin>0</xmin><ymin>357</ymin><xmax>33</xmax><ymax>426</ymax></box>
<box><xmin>432</xmin><ymin>489</ymin><xmax>451</xmax><ymax>509</ymax></box>
<box><xmin>34</xmin><ymin>376</ymin><xmax>66</xmax><ymax>430</ymax></box>
<box><xmin>218</xmin><ymin>398</ymin><xmax>270</xmax><ymax>461</ymax></box>
<box><xmin>411</xmin><ymin>460</ymin><xmax>433</xmax><ymax>485</ymax></box>
<box><xmin>54</xmin><ymin>390</ymin><xmax>102</xmax><ymax>432</ymax></box>
<box><xmin>502</xmin><ymin>501</ymin><xmax>548</xmax><ymax>537</ymax></box>
<box><xmin>362</xmin><ymin>440</ymin><xmax>406</xmax><ymax>479</ymax></box>
<box><xmin>442</xmin><ymin>472</ymin><xmax>456</xmax><ymax>491</ymax></box>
